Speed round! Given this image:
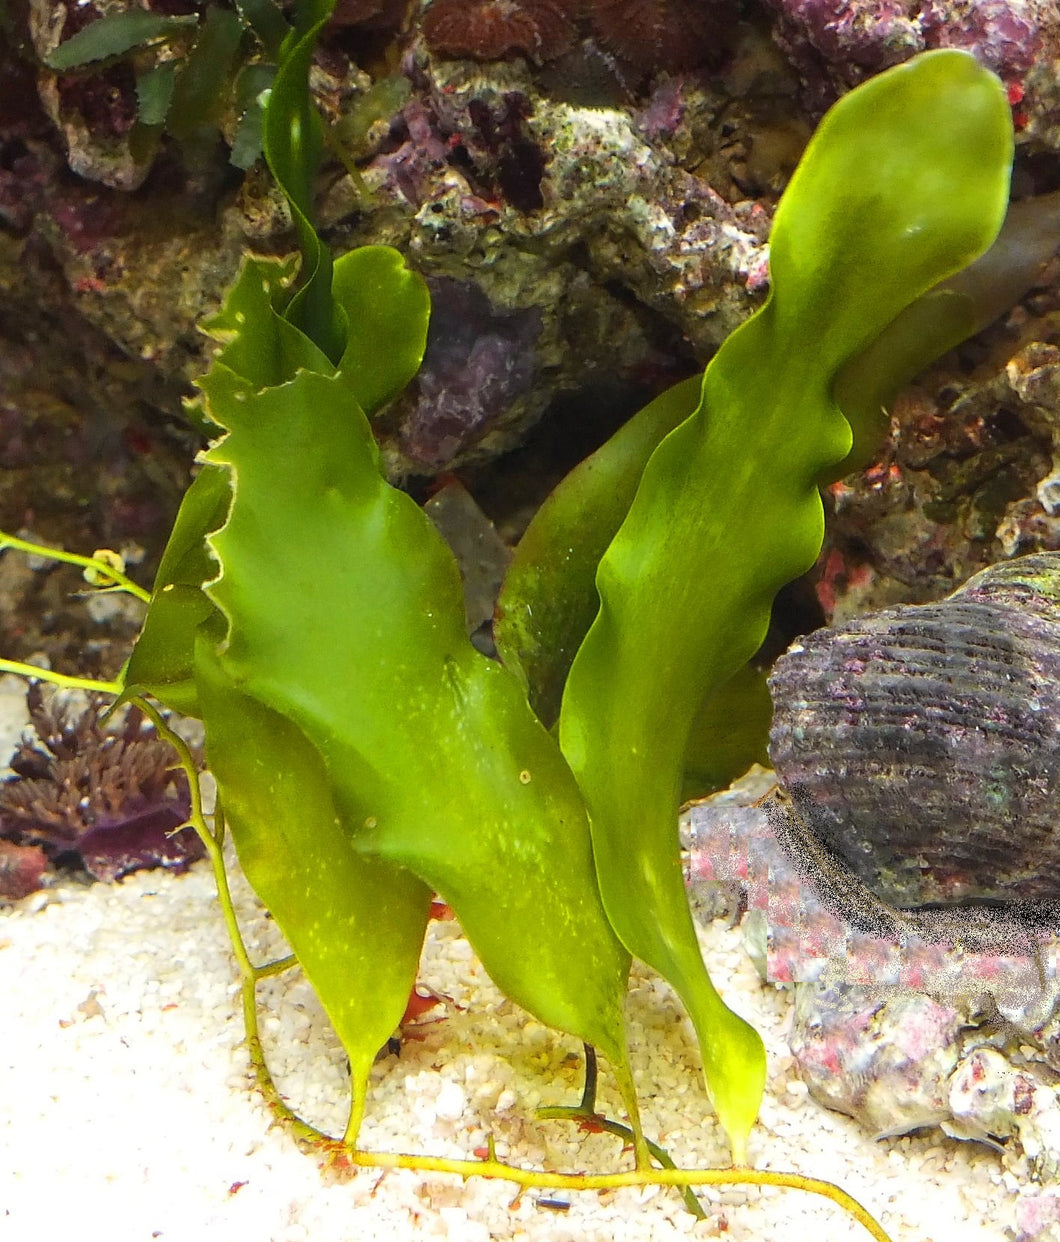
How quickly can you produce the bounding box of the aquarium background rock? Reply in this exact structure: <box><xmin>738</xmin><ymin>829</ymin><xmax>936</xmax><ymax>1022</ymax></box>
<box><xmin>3</xmin><ymin>0</ymin><xmax>1060</xmax><ymax>657</ymax></box>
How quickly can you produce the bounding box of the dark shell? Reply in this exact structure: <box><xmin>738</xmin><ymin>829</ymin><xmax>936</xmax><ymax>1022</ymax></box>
<box><xmin>767</xmin><ymin>553</ymin><xmax>1060</xmax><ymax>918</ymax></box>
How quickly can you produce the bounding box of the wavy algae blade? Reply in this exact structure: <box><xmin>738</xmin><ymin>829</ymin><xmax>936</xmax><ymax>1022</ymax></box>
<box><xmin>834</xmin><ymin>190</ymin><xmax>1060</xmax><ymax>476</ymax></box>
<box><xmin>559</xmin><ymin>50</ymin><xmax>1012</xmax><ymax>1161</ymax></box>
<box><xmin>126</xmin><ymin>242</ymin><xmax>430</xmax><ymax>714</ymax></box>
<box><xmin>680</xmin><ymin>662</ymin><xmax>773</xmax><ymax>801</ymax></box>
<box><xmin>331</xmin><ymin>245</ymin><xmax>431</xmax><ymax>415</ymax></box>
<box><xmin>495</xmin><ymin>375</ymin><xmax>701</xmax><ymax>727</ymax></box>
<box><xmin>195</xmin><ymin>642</ymin><xmax>432</xmax><ymax>1144</ymax></box>
<box><xmin>261</xmin><ymin>0</ymin><xmax>344</xmax><ymax>361</ymax></box>
<box><xmin>122</xmin><ymin>463</ymin><xmax>231</xmax><ymax>715</ymax></box>
<box><xmin>199</xmin><ymin>364</ymin><xmax>643</xmax><ymax>1153</ymax></box>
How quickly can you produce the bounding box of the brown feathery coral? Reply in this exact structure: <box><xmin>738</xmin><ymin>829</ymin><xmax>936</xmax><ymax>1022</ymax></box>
<box><xmin>0</xmin><ymin>683</ymin><xmax>203</xmax><ymax>898</ymax></box>
<box><xmin>588</xmin><ymin>0</ymin><xmax>732</xmax><ymax>70</ymax></box>
<box><xmin>422</xmin><ymin>0</ymin><xmax>577</xmax><ymax>63</ymax></box>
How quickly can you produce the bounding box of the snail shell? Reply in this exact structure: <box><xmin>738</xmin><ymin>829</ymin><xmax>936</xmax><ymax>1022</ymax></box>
<box><xmin>766</xmin><ymin>553</ymin><xmax>1060</xmax><ymax>935</ymax></box>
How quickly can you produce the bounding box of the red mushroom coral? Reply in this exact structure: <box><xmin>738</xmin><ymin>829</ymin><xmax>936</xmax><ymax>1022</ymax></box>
<box><xmin>589</xmin><ymin>0</ymin><xmax>732</xmax><ymax>70</ymax></box>
<box><xmin>422</xmin><ymin>0</ymin><xmax>578</xmax><ymax>62</ymax></box>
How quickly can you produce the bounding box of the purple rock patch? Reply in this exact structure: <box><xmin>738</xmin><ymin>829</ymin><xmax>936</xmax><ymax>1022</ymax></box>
<box><xmin>399</xmin><ymin>277</ymin><xmax>542</xmax><ymax>469</ymax></box>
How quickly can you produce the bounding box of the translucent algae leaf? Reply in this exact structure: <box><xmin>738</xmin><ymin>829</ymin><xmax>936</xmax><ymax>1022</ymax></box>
<box><xmin>260</xmin><ymin>0</ymin><xmax>345</xmax><ymax>361</ymax></box>
<box><xmin>495</xmin><ymin>375</ymin><xmax>701</xmax><ymax>726</ymax></box>
<box><xmin>122</xmin><ymin>463</ymin><xmax>230</xmax><ymax>715</ymax></box>
<box><xmin>559</xmin><ymin>51</ymin><xmax>1012</xmax><ymax>1160</ymax></box>
<box><xmin>125</xmin><ymin>246</ymin><xmax>429</xmax><ymax>715</ymax></box>
<box><xmin>200</xmin><ymin>363</ymin><xmax>644</xmax><ymax>1156</ymax></box>
<box><xmin>195</xmin><ymin>646</ymin><xmax>432</xmax><ymax>1144</ymax></box>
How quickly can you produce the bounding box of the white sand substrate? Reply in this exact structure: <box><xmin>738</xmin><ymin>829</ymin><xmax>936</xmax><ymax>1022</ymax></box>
<box><xmin>0</xmin><ymin>679</ymin><xmax>1025</xmax><ymax>1241</ymax></box>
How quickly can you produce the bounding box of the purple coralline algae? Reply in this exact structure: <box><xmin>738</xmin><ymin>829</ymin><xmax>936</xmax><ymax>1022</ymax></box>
<box><xmin>396</xmin><ymin>276</ymin><xmax>543</xmax><ymax>468</ymax></box>
<box><xmin>768</xmin><ymin>1</ymin><xmax>925</xmax><ymax>71</ymax></box>
<box><xmin>789</xmin><ymin>983</ymin><xmax>964</xmax><ymax>1135</ymax></box>
<box><xmin>920</xmin><ymin>0</ymin><xmax>1042</xmax><ymax>77</ymax></box>
<box><xmin>766</xmin><ymin>0</ymin><xmax>1047</xmax><ymax>98</ymax></box>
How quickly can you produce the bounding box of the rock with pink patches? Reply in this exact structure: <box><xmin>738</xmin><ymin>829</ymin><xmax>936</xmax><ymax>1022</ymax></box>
<box><xmin>1015</xmin><ymin>1189</ymin><xmax>1060</xmax><ymax>1242</ymax></box>
<box><xmin>920</xmin><ymin>0</ymin><xmax>1042</xmax><ymax>79</ymax></box>
<box><xmin>683</xmin><ymin>767</ymin><xmax>1060</xmax><ymax>1006</ymax></box>
<box><xmin>790</xmin><ymin>984</ymin><xmax>963</xmax><ymax>1136</ymax></box>
<box><xmin>683</xmin><ymin>767</ymin><xmax>1060</xmax><ymax>1162</ymax></box>
<box><xmin>766</xmin><ymin>0</ymin><xmax>1054</xmax><ymax>115</ymax></box>
<box><xmin>948</xmin><ymin>1047</ymin><xmax>1060</xmax><ymax>1180</ymax></box>
<box><xmin>769</xmin><ymin>0</ymin><xmax>924</xmax><ymax>72</ymax></box>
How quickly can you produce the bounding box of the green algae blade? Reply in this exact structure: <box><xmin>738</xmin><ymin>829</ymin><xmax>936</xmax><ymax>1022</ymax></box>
<box><xmin>332</xmin><ymin>246</ymin><xmax>431</xmax><ymax>415</ymax></box>
<box><xmin>834</xmin><ymin>190</ymin><xmax>1060</xmax><ymax>476</ymax></box>
<box><xmin>195</xmin><ymin>644</ymin><xmax>432</xmax><ymax>1144</ymax></box>
<box><xmin>121</xmin><ymin>463</ymin><xmax>230</xmax><ymax>715</ymax></box>
<box><xmin>165</xmin><ymin>7</ymin><xmax>245</xmax><ymax>146</ymax></box>
<box><xmin>199</xmin><ymin>254</ymin><xmax>332</xmax><ymax>391</ymax></box>
<box><xmin>125</xmin><ymin>245</ymin><xmax>430</xmax><ymax>714</ymax></box>
<box><xmin>680</xmin><ymin>662</ymin><xmax>773</xmax><ymax>802</ymax></box>
<box><xmin>558</xmin><ymin>50</ymin><xmax>1012</xmax><ymax>1160</ymax></box>
<box><xmin>199</xmin><ymin>364</ymin><xmax>643</xmax><ymax>1152</ymax></box>
<box><xmin>45</xmin><ymin>11</ymin><xmax>198</xmax><ymax>70</ymax></box>
<box><xmin>495</xmin><ymin>375</ymin><xmax>702</xmax><ymax>726</ymax></box>
<box><xmin>261</xmin><ymin>0</ymin><xmax>344</xmax><ymax>361</ymax></box>
<box><xmin>494</xmin><ymin>370</ymin><xmax>773</xmax><ymax>797</ymax></box>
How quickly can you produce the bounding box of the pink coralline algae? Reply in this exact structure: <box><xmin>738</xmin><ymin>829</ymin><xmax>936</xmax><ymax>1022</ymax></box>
<box><xmin>379</xmin><ymin>96</ymin><xmax>451</xmax><ymax>208</ymax></box>
<box><xmin>789</xmin><ymin>984</ymin><xmax>964</xmax><ymax>1135</ymax></box>
<box><xmin>633</xmin><ymin>77</ymin><xmax>686</xmax><ymax>140</ymax></box>
<box><xmin>1016</xmin><ymin>1190</ymin><xmax>1060</xmax><ymax>1242</ymax></box>
<box><xmin>920</xmin><ymin>0</ymin><xmax>1042</xmax><ymax>79</ymax></box>
<box><xmin>683</xmin><ymin>773</ymin><xmax>1055</xmax><ymax>1004</ymax></box>
<box><xmin>685</xmin><ymin>773</ymin><xmax>1060</xmax><ymax>1180</ymax></box>
<box><xmin>0</xmin><ymin>840</ymin><xmax>48</xmax><ymax>902</ymax></box>
<box><xmin>765</xmin><ymin>0</ymin><xmax>925</xmax><ymax>71</ymax></box>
